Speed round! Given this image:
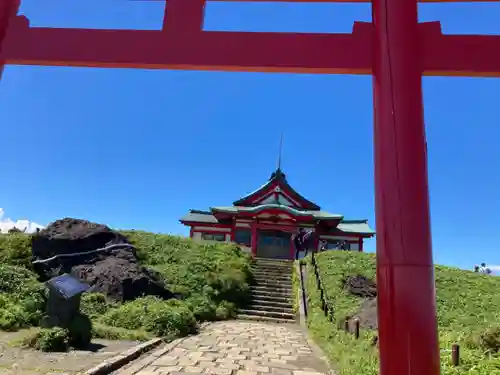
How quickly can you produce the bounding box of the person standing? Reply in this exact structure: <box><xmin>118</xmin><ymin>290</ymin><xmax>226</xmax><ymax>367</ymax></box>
<box><xmin>293</xmin><ymin>228</ymin><xmax>305</xmax><ymax>260</ymax></box>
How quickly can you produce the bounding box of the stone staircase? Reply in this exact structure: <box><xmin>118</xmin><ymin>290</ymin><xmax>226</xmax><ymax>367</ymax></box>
<box><xmin>237</xmin><ymin>257</ymin><xmax>296</xmax><ymax>323</ymax></box>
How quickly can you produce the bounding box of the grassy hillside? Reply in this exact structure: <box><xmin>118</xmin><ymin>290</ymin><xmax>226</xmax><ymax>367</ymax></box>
<box><xmin>304</xmin><ymin>251</ymin><xmax>500</xmax><ymax>375</ymax></box>
<box><xmin>0</xmin><ymin>231</ymin><xmax>252</xmax><ymax>350</ymax></box>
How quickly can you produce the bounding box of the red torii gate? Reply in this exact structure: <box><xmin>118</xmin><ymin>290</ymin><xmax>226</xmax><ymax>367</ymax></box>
<box><xmin>1</xmin><ymin>1</ymin><xmax>499</xmax><ymax>374</ymax></box>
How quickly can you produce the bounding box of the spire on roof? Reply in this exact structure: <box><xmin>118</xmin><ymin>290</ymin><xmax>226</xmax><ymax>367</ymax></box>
<box><xmin>277</xmin><ymin>132</ymin><xmax>283</xmax><ymax>172</ymax></box>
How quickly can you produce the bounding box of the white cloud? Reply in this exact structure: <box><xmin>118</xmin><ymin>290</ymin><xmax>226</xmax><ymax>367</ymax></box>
<box><xmin>0</xmin><ymin>208</ymin><xmax>45</xmax><ymax>234</ymax></box>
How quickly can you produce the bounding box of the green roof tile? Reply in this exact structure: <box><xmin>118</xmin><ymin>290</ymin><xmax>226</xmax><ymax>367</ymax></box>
<box><xmin>337</xmin><ymin>220</ymin><xmax>375</xmax><ymax>235</ymax></box>
<box><xmin>180</xmin><ymin>210</ymin><xmax>219</xmax><ymax>224</ymax></box>
<box><xmin>179</xmin><ymin>209</ymin><xmax>375</xmax><ymax>236</ymax></box>
<box><xmin>211</xmin><ymin>204</ymin><xmax>343</xmax><ymax>220</ymax></box>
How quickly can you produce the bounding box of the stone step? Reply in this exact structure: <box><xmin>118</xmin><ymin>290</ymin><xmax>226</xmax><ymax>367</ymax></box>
<box><xmin>237</xmin><ymin>308</ymin><xmax>295</xmax><ymax>320</ymax></box>
<box><xmin>252</xmin><ymin>268</ymin><xmax>292</xmax><ymax>277</ymax></box>
<box><xmin>254</xmin><ymin>257</ymin><xmax>293</xmax><ymax>264</ymax></box>
<box><xmin>246</xmin><ymin>304</ymin><xmax>294</xmax><ymax>314</ymax></box>
<box><xmin>252</xmin><ymin>267</ymin><xmax>292</xmax><ymax>276</ymax></box>
<box><xmin>254</xmin><ymin>260</ymin><xmax>293</xmax><ymax>267</ymax></box>
<box><xmin>253</xmin><ymin>279</ymin><xmax>292</xmax><ymax>287</ymax></box>
<box><xmin>236</xmin><ymin>314</ymin><xmax>296</xmax><ymax>324</ymax></box>
<box><xmin>250</xmin><ymin>298</ymin><xmax>293</xmax><ymax>308</ymax></box>
<box><xmin>253</xmin><ymin>261</ymin><xmax>293</xmax><ymax>267</ymax></box>
<box><xmin>251</xmin><ymin>293</ymin><xmax>292</xmax><ymax>303</ymax></box>
<box><xmin>253</xmin><ymin>285</ymin><xmax>293</xmax><ymax>292</ymax></box>
<box><xmin>250</xmin><ymin>293</ymin><xmax>292</xmax><ymax>304</ymax></box>
<box><xmin>251</xmin><ymin>285</ymin><xmax>293</xmax><ymax>295</ymax></box>
<box><xmin>253</xmin><ymin>279</ymin><xmax>293</xmax><ymax>288</ymax></box>
<box><xmin>253</xmin><ymin>272</ymin><xmax>292</xmax><ymax>280</ymax></box>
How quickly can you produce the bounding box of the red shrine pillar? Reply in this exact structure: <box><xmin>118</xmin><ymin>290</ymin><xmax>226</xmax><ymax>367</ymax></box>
<box><xmin>250</xmin><ymin>223</ymin><xmax>257</xmax><ymax>257</ymax></box>
<box><xmin>372</xmin><ymin>1</ymin><xmax>440</xmax><ymax>375</ymax></box>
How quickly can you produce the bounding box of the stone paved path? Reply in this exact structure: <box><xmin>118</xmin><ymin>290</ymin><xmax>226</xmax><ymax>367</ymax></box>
<box><xmin>118</xmin><ymin>321</ymin><xmax>332</xmax><ymax>375</ymax></box>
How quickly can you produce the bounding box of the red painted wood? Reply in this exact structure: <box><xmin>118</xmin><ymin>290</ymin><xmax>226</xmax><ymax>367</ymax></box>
<box><xmin>230</xmin><ymin>219</ymin><xmax>236</xmax><ymax>242</ymax></box>
<box><xmin>0</xmin><ymin>0</ymin><xmax>19</xmax><ymax>80</ymax></box>
<box><xmin>420</xmin><ymin>22</ymin><xmax>500</xmax><ymax>77</ymax></box>
<box><xmin>215</xmin><ymin>0</ymin><xmax>497</xmax><ymax>2</ymax></box>
<box><xmin>237</xmin><ymin>178</ymin><xmax>313</xmax><ymax>209</ymax></box>
<box><xmin>358</xmin><ymin>237</ymin><xmax>363</xmax><ymax>252</ymax></box>
<box><xmin>0</xmin><ymin>14</ymin><xmax>373</xmax><ymax>74</ymax></box>
<box><xmin>372</xmin><ymin>1</ymin><xmax>440</xmax><ymax>375</ymax></box>
<box><xmin>255</xmin><ymin>223</ymin><xmax>297</xmax><ymax>232</ymax></box>
<box><xmin>4</xmin><ymin>14</ymin><xmax>500</xmax><ymax>77</ymax></box>
<box><xmin>251</xmin><ymin>224</ymin><xmax>257</xmax><ymax>258</ymax></box>
<box><xmin>224</xmin><ymin>208</ymin><xmax>323</xmax><ymax>220</ymax></box>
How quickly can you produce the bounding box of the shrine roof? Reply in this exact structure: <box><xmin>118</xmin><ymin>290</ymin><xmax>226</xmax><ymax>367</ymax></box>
<box><xmin>232</xmin><ymin>168</ymin><xmax>320</xmax><ymax>210</ymax></box>
<box><xmin>180</xmin><ymin>210</ymin><xmax>219</xmax><ymax>224</ymax></box>
<box><xmin>337</xmin><ymin>220</ymin><xmax>375</xmax><ymax>235</ymax></box>
<box><xmin>179</xmin><ymin>209</ymin><xmax>375</xmax><ymax>236</ymax></box>
<box><xmin>211</xmin><ymin>204</ymin><xmax>342</xmax><ymax>220</ymax></box>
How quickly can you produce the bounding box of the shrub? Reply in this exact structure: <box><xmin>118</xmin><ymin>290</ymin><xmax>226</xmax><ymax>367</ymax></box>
<box><xmin>100</xmin><ymin>297</ymin><xmax>197</xmax><ymax>338</ymax></box>
<box><xmin>215</xmin><ymin>301</ymin><xmax>236</xmax><ymax>320</ymax></box>
<box><xmin>123</xmin><ymin>231</ymin><xmax>252</xmax><ymax>319</ymax></box>
<box><xmin>23</xmin><ymin>327</ymin><xmax>69</xmax><ymax>352</ymax></box>
<box><xmin>80</xmin><ymin>293</ymin><xmax>117</xmax><ymax>318</ymax></box>
<box><xmin>0</xmin><ymin>233</ymin><xmax>33</xmax><ymax>269</ymax></box>
<box><xmin>185</xmin><ymin>294</ymin><xmax>217</xmax><ymax>321</ymax></box>
<box><xmin>469</xmin><ymin>325</ymin><xmax>500</xmax><ymax>354</ymax></box>
<box><xmin>0</xmin><ymin>264</ymin><xmax>41</xmax><ymax>296</ymax></box>
<box><xmin>0</xmin><ymin>294</ymin><xmax>31</xmax><ymax>331</ymax></box>
<box><xmin>0</xmin><ymin>265</ymin><xmax>45</xmax><ymax>330</ymax></box>
<box><xmin>92</xmin><ymin>323</ymin><xmax>152</xmax><ymax>341</ymax></box>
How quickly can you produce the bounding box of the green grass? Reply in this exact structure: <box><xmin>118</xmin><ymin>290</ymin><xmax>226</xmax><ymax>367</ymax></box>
<box><xmin>304</xmin><ymin>251</ymin><xmax>500</xmax><ymax>375</ymax></box>
<box><xmin>291</xmin><ymin>261</ymin><xmax>300</xmax><ymax>315</ymax></box>
<box><xmin>0</xmin><ymin>230</ymin><xmax>253</xmax><ymax>350</ymax></box>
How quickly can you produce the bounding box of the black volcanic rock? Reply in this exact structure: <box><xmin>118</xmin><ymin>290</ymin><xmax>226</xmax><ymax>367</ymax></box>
<box><xmin>31</xmin><ymin>218</ymin><xmax>174</xmax><ymax>302</ymax></box>
<box><xmin>344</xmin><ymin>275</ymin><xmax>377</xmax><ymax>299</ymax></box>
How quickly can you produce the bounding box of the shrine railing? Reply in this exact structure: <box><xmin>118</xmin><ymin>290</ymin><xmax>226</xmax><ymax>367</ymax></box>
<box><xmin>310</xmin><ymin>251</ymin><xmax>335</xmax><ymax>322</ymax></box>
<box><xmin>310</xmin><ymin>250</ymin><xmax>361</xmax><ymax>339</ymax></box>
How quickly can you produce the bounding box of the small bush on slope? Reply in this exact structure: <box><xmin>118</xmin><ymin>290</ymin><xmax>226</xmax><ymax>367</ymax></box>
<box><xmin>304</xmin><ymin>251</ymin><xmax>500</xmax><ymax>375</ymax></box>
<box><xmin>0</xmin><ymin>264</ymin><xmax>45</xmax><ymax>330</ymax></box>
<box><xmin>0</xmin><ymin>233</ymin><xmax>33</xmax><ymax>269</ymax></box>
<box><xmin>123</xmin><ymin>231</ymin><xmax>252</xmax><ymax>318</ymax></box>
<box><xmin>80</xmin><ymin>293</ymin><xmax>119</xmax><ymax>319</ymax></box>
<box><xmin>100</xmin><ymin>296</ymin><xmax>197</xmax><ymax>338</ymax></box>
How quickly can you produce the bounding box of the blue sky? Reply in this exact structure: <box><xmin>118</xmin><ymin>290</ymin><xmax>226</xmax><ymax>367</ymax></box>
<box><xmin>1</xmin><ymin>1</ymin><xmax>499</xmax><ymax>271</ymax></box>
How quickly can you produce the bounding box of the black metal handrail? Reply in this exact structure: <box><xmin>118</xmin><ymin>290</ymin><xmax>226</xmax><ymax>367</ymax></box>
<box><xmin>311</xmin><ymin>251</ymin><xmax>334</xmax><ymax>322</ymax></box>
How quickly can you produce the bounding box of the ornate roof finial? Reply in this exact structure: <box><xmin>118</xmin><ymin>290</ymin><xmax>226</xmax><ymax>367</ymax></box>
<box><xmin>277</xmin><ymin>131</ymin><xmax>283</xmax><ymax>172</ymax></box>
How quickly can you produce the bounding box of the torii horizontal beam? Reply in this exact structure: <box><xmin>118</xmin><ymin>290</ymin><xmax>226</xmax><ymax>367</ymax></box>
<box><xmin>2</xmin><ymin>6</ymin><xmax>500</xmax><ymax>76</ymax></box>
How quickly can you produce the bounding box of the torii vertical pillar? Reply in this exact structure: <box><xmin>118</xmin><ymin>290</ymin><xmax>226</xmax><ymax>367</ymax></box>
<box><xmin>0</xmin><ymin>0</ymin><xmax>18</xmax><ymax>79</ymax></box>
<box><xmin>373</xmin><ymin>1</ymin><xmax>440</xmax><ymax>375</ymax></box>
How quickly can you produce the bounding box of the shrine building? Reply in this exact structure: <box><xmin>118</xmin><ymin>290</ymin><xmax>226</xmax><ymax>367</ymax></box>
<box><xmin>180</xmin><ymin>168</ymin><xmax>375</xmax><ymax>259</ymax></box>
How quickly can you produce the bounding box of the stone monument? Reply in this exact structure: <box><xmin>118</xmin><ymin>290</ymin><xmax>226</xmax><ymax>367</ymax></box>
<box><xmin>43</xmin><ymin>273</ymin><xmax>89</xmax><ymax>328</ymax></box>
